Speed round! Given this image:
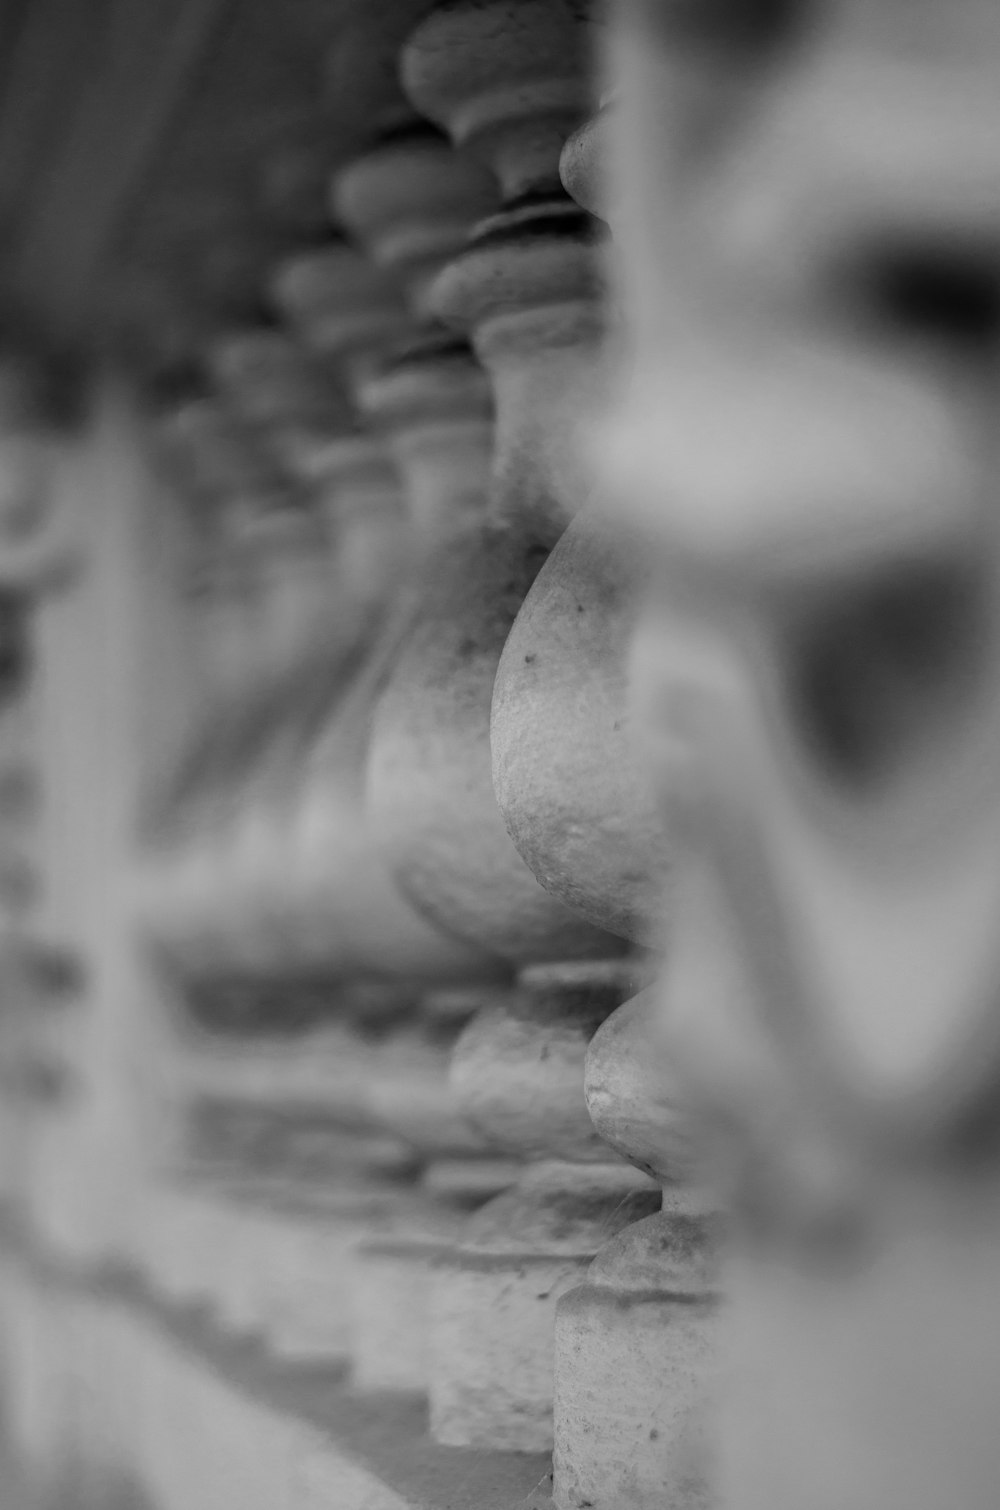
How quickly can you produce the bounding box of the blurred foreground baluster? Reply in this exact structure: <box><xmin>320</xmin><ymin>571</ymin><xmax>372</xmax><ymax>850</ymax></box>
<box><xmin>606</xmin><ymin>3</ymin><xmax>1000</xmax><ymax>1509</ymax></box>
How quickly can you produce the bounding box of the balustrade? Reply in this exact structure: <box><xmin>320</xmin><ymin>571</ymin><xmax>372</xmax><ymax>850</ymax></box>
<box><xmin>124</xmin><ymin>0</ymin><xmax>730</xmax><ymax>1493</ymax></box>
<box><xmin>1</xmin><ymin>2</ymin><xmax>998</xmax><ymax>1508</ymax></box>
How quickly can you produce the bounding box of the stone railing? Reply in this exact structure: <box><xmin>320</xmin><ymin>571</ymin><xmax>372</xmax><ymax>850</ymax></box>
<box><xmin>2</xmin><ymin>3</ymin><xmax>997</xmax><ymax>1510</ymax></box>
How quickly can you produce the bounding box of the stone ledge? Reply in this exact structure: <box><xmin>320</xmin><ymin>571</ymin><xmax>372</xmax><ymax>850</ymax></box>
<box><xmin>0</xmin><ymin>1219</ymin><xmax>554</xmax><ymax>1510</ymax></box>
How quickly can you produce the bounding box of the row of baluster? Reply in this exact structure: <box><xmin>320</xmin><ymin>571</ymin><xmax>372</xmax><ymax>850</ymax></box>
<box><xmin>127</xmin><ymin>3</ymin><xmax>717</xmax><ymax>1509</ymax></box>
<box><xmin>123</xmin><ymin>2</ymin><xmax>1000</xmax><ymax>1510</ymax></box>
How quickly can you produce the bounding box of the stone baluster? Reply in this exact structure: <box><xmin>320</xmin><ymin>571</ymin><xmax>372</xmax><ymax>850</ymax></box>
<box><xmin>238</xmin><ymin>356</ymin><xmax>499</xmax><ymax>988</ymax></box>
<box><xmin>316</xmin><ymin>128</ymin><xmax>545</xmax><ymax>1396</ymax></box>
<box><xmin>431</xmin><ymin>960</ymin><xmax>659</xmax><ymax>1449</ymax></box>
<box><xmin>511</xmin><ymin>95</ymin><xmax>720</xmax><ymax>1510</ymax></box>
<box><xmin>206</xmin><ymin>330</ymin><xmax>399</xmax><ymax>962</ymax></box>
<box><xmin>601</xmin><ymin>4</ymin><xmax>1000</xmax><ymax>1510</ymax></box>
<box><xmin>382</xmin><ymin>0</ymin><xmax>661</xmax><ymax>1454</ymax></box>
<box><xmin>331</xmin><ymin>89</ymin><xmax>659</xmax><ymax>1434</ymax></box>
<box><xmin>358</xmin><ymin>315</ymin><xmax>615</xmax><ymax>968</ymax></box>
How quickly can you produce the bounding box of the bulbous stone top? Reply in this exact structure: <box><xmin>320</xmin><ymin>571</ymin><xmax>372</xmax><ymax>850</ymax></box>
<box><xmin>401</xmin><ymin>0</ymin><xmax>599</xmax><ymax>200</ymax></box>
<box><xmin>331</xmin><ymin>125</ymin><xmax>498</xmax><ymax>314</ymax></box>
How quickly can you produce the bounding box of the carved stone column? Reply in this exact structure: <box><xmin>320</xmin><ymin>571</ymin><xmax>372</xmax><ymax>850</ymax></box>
<box><xmin>325</xmin><ymin>126</ymin><xmax>547</xmax><ymax>1396</ymax></box>
<box><xmin>395</xmin><ymin>0</ymin><xmax>657</xmax><ymax>1454</ymax></box>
